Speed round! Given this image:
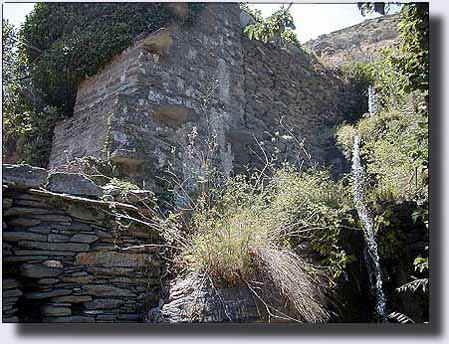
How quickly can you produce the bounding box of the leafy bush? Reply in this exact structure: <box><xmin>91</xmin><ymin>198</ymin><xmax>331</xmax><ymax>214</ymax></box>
<box><xmin>182</xmin><ymin>166</ymin><xmax>355</xmax><ymax>281</ymax></box>
<box><xmin>336</xmin><ymin>3</ymin><xmax>429</xmax><ymax>323</ymax></box>
<box><xmin>145</xmin><ymin>160</ymin><xmax>361</xmax><ymax>322</ymax></box>
<box><xmin>340</xmin><ymin>61</ymin><xmax>375</xmax><ymax>88</ymax></box>
<box><xmin>2</xmin><ymin>19</ymin><xmax>63</xmax><ymax>166</ymax></box>
<box><xmin>396</xmin><ymin>4</ymin><xmax>429</xmax><ymax>95</ymax></box>
<box><xmin>365</xmin><ymin>4</ymin><xmax>429</xmax><ymax>111</ymax></box>
<box><xmin>337</xmin><ymin>92</ymin><xmax>428</xmax><ymax>204</ymax></box>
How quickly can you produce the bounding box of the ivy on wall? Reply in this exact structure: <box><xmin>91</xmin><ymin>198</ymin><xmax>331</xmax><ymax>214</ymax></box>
<box><xmin>3</xmin><ymin>3</ymin><xmax>205</xmax><ymax>166</ymax></box>
<box><xmin>21</xmin><ymin>3</ymin><xmax>205</xmax><ymax>115</ymax></box>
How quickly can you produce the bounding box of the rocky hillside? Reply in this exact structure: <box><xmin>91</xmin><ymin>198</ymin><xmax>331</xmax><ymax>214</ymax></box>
<box><xmin>304</xmin><ymin>14</ymin><xmax>400</xmax><ymax>67</ymax></box>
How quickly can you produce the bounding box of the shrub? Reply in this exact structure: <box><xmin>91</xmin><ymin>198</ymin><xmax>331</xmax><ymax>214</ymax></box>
<box><xmin>146</xmin><ymin>162</ymin><xmax>360</xmax><ymax>322</ymax></box>
<box><xmin>336</xmin><ymin>93</ymin><xmax>428</xmax><ymax>204</ymax></box>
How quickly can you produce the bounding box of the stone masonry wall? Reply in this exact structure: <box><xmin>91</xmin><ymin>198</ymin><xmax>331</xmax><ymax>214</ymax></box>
<box><xmin>2</xmin><ymin>164</ymin><xmax>161</xmax><ymax>323</ymax></box>
<box><xmin>239</xmin><ymin>38</ymin><xmax>361</xmax><ymax>169</ymax></box>
<box><xmin>49</xmin><ymin>42</ymin><xmax>145</xmax><ymax>167</ymax></box>
<box><xmin>49</xmin><ymin>3</ymin><xmax>364</xmax><ymax>187</ymax></box>
<box><xmin>49</xmin><ymin>3</ymin><xmax>243</xmax><ymax>190</ymax></box>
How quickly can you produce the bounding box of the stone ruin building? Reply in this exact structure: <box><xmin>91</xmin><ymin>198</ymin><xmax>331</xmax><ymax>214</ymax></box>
<box><xmin>48</xmin><ymin>3</ymin><xmax>368</xmax><ymax>189</ymax></box>
<box><xmin>3</xmin><ymin>3</ymin><xmax>401</xmax><ymax>323</ymax></box>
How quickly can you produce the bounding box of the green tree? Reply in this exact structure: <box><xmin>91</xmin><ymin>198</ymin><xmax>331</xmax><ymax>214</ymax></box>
<box><xmin>338</xmin><ymin>2</ymin><xmax>429</xmax><ymax>322</ymax></box>
<box><xmin>241</xmin><ymin>3</ymin><xmax>300</xmax><ymax>48</ymax></box>
<box><xmin>2</xmin><ymin>19</ymin><xmax>55</xmax><ymax>165</ymax></box>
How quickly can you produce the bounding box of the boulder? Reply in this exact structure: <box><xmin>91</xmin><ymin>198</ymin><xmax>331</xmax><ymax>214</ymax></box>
<box><xmin>2</xmin><ymin>164</ymin><xmax>48</xmax><ymax>189</ymax></box>
<box><xmin>147</xmin><ymin>273</ymin><xmax>263</xmax><ymax>323</ymax></box>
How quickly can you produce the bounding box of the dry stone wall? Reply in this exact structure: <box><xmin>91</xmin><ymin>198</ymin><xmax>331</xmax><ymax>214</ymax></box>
<box><xmin>48</xmin><ymin>3</ymin><xmax>364</xmax><ymax>188</ymax></box>
<box><xmin>240</xmin><ymin>38</ymin><xmax>362</xmax><ymax>170</ymax></box>
<box><xmin>2</xmin><ymin>164</ymin><xmax>162</xmax><ymax>323</ymax></box>
<box><xmin>49</xmin><ymin>3</ymin><xmax>244</xmax><ymax>190</ymax></box>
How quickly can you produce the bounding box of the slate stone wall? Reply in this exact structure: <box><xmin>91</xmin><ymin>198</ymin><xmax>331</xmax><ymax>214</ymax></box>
<box><xmin>2</xmin><ymin>164</ymin><xmax>161</xmax><ymax>323</ymax></box>
<box><xmin>239</xmin><ymin>38</ymin><xmax>361</xmax><ymax>170</ymax></box>
<box><xmin>49</xmin><ymin>3</ymin><xmax>365</xmax><ymax>186</ymax></box>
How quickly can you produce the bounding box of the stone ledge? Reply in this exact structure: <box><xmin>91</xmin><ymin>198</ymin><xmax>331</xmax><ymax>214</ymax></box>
<box><xmin>46</xmin><ymin>172</ymin><xmax>102</xmax><ymax>197</ymax></box>
<box><xmin>109</xmin><ymin>149</ymin><xmax>146</xmax><ymax>166</ymax></box>
<box><xmin>2</xmin><ymin>164</ymin><xmax>48</xmax><ymax>189</ymax></box>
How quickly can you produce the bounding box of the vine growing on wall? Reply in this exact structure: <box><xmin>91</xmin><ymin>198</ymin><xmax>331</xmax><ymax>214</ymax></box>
<box><xmin>3</xmin><ymin>3</ymin><xmax>206</xmax><ymax>167</ymax></box>
<box><xmin>21</xmin><ymin>2</ymin><xmax>206</xmax><ymax>115</ymax></box>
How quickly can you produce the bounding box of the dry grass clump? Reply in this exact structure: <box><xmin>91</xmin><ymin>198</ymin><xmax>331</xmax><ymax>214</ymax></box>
<box><xmin>251</xmin><ymin>246</ymin><xmax>331</xmax><ymax>322</ymax></box>
<box><xmin>157</xmin><ymin>167</ymin><xmax>346</xmax><ymax>323</ymax></box>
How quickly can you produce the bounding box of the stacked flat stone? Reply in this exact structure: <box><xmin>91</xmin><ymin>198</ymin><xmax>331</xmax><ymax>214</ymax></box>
<box><xmin>2</xmin><ymin>278</ymin><xmax>22</xmax><ymax>322</ymax></box>
<box><xmin>2</xmin><ymin>164</ymin><xmax>161</xmax><ymax>323</ymax></box>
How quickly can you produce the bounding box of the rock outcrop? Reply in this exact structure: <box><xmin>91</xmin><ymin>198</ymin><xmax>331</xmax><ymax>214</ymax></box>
<box><xmin>304</xmin><ymin>14</ymin><xmax>400</xmax><ymax>67</ymax></box>
<box><xmin>147</xmin><ymin>273</ymin><xmax>264</xmax><ymax>323</ymax></box>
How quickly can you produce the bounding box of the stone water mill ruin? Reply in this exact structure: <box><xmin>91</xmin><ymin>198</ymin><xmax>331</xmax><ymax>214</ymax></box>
<box><xmin>2</xmin><ymin>3</ymin><xmax>429</xmax><ymax>323</ymax></box>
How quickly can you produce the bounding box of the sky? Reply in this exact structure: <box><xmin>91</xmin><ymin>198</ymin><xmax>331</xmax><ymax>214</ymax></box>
<box><xmin>2</xmin><ymin>1</ymin><xmax>395</xmax><ymax>43</ymax></box>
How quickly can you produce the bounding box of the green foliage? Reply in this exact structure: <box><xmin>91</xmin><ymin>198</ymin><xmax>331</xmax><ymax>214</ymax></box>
<box><xmin>388</xmin><ymin>311</ymin><xmax>415</xmax><ymax>324</ymax></box>
<box><xmin>3</xmin><ymin>4</ymin><xmax>205</xmax><ymax>166</ymax></box>
<box><xmin>2</xmin><ymin>19</ymin><xmax>16</xmax><ymax>87</ymax></box>
<box><xmin>21</xmin><ymin>3</ymin><xmax>205</xmax><ymax>115</ymax></box>
<box><xmin>367</xmin><ymin>4</ymin><xmax>429</xmax><ymax>110</ymax></box>
<box><xmin>339</xmin><ymin>2</ymin><xmax>429</xmax><ymax>322</ymax></box>
<box><xmin>2</xmin><ymin>19</ymin><xmax>63</xmax><ymax>166</ymax></box>
<box><xmin>340</xmin><ymin>61</ymin><xmax>375</xmax><ymax>87</ymax></box>
<box><xmin>337</xmin><ymin>2</ymin><xmax>429</xmax><ymax>206</ymax></box>
<box><xmin>369</xmin><ymin>47</ymin><xmax>410</xmax><ymax>111</ymax></box>
<box><xmin>154</xmin><ymin>164</ymin><xmax>356</xmax><ymax>321</ymax></box>
<box><xmin>241</xmin><ymin>3</ymin><xmax>300</xmax><ymax>48</ymax></box>
<box><xmin>338</xmin><ymin>93</ymin><xmax>428</xmax><ymax>205</ymax></box>
<box><xmin>396</xmin><ymin>4</ymin><xmax>429</xmax><ymax>95</ymax></box>
<box><xmin>357</xmin><ymin>3</ymin><xmax>387</xmax><ymax>16</ymax></box>
<box><xmin>166</xmin><ymin>165</ymin><xmax>355</xmax><ymax>285</ymax></box>
<box><xmin>357</xmin><ymin>3</ymin><xmax>400</xmax><ymax>16</ymax></box>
